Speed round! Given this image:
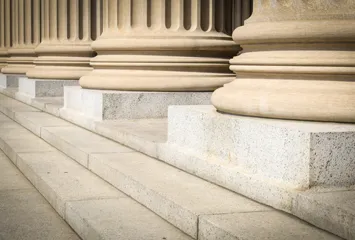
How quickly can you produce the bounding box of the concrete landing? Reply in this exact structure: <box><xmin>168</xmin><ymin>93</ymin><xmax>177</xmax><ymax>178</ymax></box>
<box><xmin>0</xmin><ymin>151</ymin><xmax>80</xmax><ymax>240</ymax></box>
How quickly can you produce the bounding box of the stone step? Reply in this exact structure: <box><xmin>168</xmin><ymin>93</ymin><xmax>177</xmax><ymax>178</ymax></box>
<box><xmin>0</xmin><ymin>95</ymin><xmax>345</xmax><ymax>239</ymax></box>
<box><xmin>0</xmin><ymin>115</ymin><xmax>192</xmax><ymax>240</ymax></box>
<box><xmin>199</xmin><ymin>211</ymin><xmax>340</xmax><ymax>240</ymax></box>
<box><xmin>0</xmin><ymin>151</ymin><xmax>80</xmax><ymax>240</ymax></box>
<box><xmin>14</xmin><ymin>111</ymin><xmax>270</xmax><ymax>239</ymax></box>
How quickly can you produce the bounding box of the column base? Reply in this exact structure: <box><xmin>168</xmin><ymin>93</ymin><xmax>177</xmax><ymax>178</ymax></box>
<box><xmin>26</xmin><ymin>65</ymin><xmax>92</xmax><ymax>81</ymax></box>
<box><xmin>0</xmin><ymin>74</ymin><xmax>22</xmax><ymax>89</ymax></box>
<box><xmin>18</xmin><ymin>77</ymin><xmax>78</xmax><ymax>98</ymax></box>
<box><xmin>63</xmin><ymin>86</ymin><xmax>212</xmax><ymax>120</ymax></box>
<box><xmin>165</xmin><ymin>105</ymin><xmax>355</xmax><ymax>190</ymax></box>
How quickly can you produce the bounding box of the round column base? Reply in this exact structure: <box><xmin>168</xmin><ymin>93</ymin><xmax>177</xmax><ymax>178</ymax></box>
<box><xmin>212</xmin><ymin>79</ymin><xmax>355</xmax><ymax>123</ymax></box>
<box><xmin>80</xmin><ymin>70</ymin><xmax>234</xmax><ymax>91</ymax></box>
<box><xmin>26</xmin><ymin>55</ymin><xmax>92</xmax><ymax>80</ymax></box>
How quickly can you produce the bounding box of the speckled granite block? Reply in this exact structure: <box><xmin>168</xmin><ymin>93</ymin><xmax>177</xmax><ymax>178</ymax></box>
<box><xmin>0</xmin><ymin>74</ymin><xmax>21</xmax><ymax>88</ymax></box>
<box><xmin>64</xmin><ymin>86</ymin><xmax>211</xmax><ymax>120</ymax></box>
<box><xmin>167</xmin><ymin>105</ymin><xmax>355</xmax><ymax>189</ymax></box>
<box><xmin>18</xmin><ymin>77</ymin><xmax>78</xmax><ymax>98</ymax></box>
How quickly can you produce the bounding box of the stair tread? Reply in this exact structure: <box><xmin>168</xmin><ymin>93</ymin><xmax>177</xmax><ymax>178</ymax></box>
<box><xmin>199</xmin><ymin>211</ymin><xmax>341</xmax><ymax>240</ymax></box>
<box><xmin>0</xmin><ymin>114</ymin><xmax>192</xmax><ymax>239</ymax></box>
<box><xmin>67</xmin><ymin>198</ymin><xmax>192</xmax><ymax>240</ymax></box>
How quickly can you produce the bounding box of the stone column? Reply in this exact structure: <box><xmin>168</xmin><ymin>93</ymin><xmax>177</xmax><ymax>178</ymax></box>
<box><xmin>26</xmin><ymin>0</ymin><xmax>102</xmax><ymax>80</ymax></box>
<box><xmin>212</xmin><ymin>0</ymin><xmax>355</xmax><ymax>123</ymax></box>
<box><xmin>79</xmin><ymin>0</ymin><xmax>250</xmax><ymax>91</ymax></box>
<box><xmin>0</xmin><ymin>0</ymin><xmax>11</xmax><ymax>70</ymax></box>
<box><xmin>1</xmin><ymin>0</ymin><xmax>40</xmax><ymax>75</ymax></box>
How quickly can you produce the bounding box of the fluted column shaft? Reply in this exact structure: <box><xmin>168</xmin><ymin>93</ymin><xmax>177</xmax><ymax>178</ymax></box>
<box><xmin>26</xmin><ymin>0</ymin><xmax>102</xmax><ymax>80</ymax></box>
<box><xmin>1</xmin><ymin>0</ymin><xmax>40</xmax><ymax>75</ymax></box>
<box><xmin>80</xmin><ymin>0</ymin><xmax>252</xmax><ymax>91</ymax></box>
<box><xmin>0</xmin><ymin>0</ymin><xmax>11</xmax><ymax>69</ymax></box>
<box><xmin>212</xmin><ymin>0</ymin><xmax>355</xmax><ymax>123</ymax></box>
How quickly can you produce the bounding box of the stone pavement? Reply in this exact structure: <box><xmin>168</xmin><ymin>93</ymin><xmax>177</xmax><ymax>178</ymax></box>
<box><xmin>0</xmin><ymin>150</ymin><xmax>80</xmax><ymax>240</ymax></box>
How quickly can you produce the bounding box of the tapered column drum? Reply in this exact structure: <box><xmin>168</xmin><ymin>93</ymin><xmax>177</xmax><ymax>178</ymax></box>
<box><xmin>26</xmin><ymin>0</ymin><xmax>102</xmax><ymax>80</ymax></box>
<box><xmin>2</xmin><ymin>0</ymin><xmax>40</xmax><ymax>74</ymax></box>
<box><xmin>80</xmin><ymin>0</ymin><xmax>252</xmax><ymax>91</ymax></box>
<box><xmin>212</xmin><ymin>0</ymin><xmax>355</xmax><ymax>122</ymax></box>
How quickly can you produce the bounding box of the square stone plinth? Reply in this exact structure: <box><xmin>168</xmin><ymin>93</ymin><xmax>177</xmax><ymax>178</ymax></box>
<box><xmin>167</xmin><ymin>105</ymin><xmax>355</xmax><ymax>189</ymax></box>
<box><xmin>63</xmin><ymin>86</ymin><xmax>212</xmax><ymax>120</ymax></box>
<box><xmin>0</xmin><ymin>74</ymin><xmax>21</xmax><ymax>88</ymax></box>
<box><xmin>18</xmin><ymin>77</ymin><xmax>78</xmax><ymax>98</ymax></box>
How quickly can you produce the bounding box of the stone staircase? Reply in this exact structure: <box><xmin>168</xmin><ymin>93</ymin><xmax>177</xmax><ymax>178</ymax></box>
<box><xmin>0</xmin><ymin>91</ymin><xmax>348</xmax><ymax>239</ymax></box>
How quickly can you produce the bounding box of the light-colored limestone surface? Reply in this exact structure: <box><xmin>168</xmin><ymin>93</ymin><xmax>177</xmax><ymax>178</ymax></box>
<box><xmin>26</xmin><ymin>0</ymin><xmax>102</xmax><ymax>80</ymax></box>
<box><xmin>66</xmin><ymin>199</ymin><xmax>192</xmax><ymax>240</ymax></box>
<box><xmin>294</xmin><ymin>190</ymin><xmax>355</xmax><ymax>240</ymax></box>
<box><xmin>212</xmin><ymin>0</ymin><xmax>355</xmax><ymax>122</ymax></box>
<box><xmin>167</xmin><ymin>105</ymin><xmax>355</xmax><ymax>189</ymax></box>
<box><xmin>64</xmin><ymin>86</ymin><xmax>212</xmax><ymax>120</ymax></box>
<box><xmin>41</xmin><ymin>125</ymin><xmax>133</xmax><ymax>167</ymax></box>
<box><xmin>89</xmin><ymin>152</ymin><xmax>269</xmax><ymax>238</ymax></box>
<box><xmin>199</xmin><ymin>211</ymin><xmax>341</xmax><ymax>240</ymax></box>
<box><xmin>0</xmin><ymin>151</ymin><xmax>80</xmax><ymax>240</ymax></box>
<box><xmin>80</xmin><ymin>0</ymin><xmax>252</xmax><ymax>91</ymax></box>
<box><xmin>0</xmin><ymin>74</ymin><xmax>19</xmax><ymax>89</ymax></box>
<box><xmin>0</xmin><ymin>111</ymin><xmax>193</xmax><ymax>240</ymax></box>
<box><xmin>1</xmin><ymin>0</ymin><xmax>40</xmax><ymax>75</ymax></box>
<box><xmin>0</xmin><ymin>0</ymin><xmax>10</xmax><ymax>70</ymax></box>
<box><xmin>18</xmin><ymin>77</ymin><xmax>78</xmax><ymax>98</ymax></box>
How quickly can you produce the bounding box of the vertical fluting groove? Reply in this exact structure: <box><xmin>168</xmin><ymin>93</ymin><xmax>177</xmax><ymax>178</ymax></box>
<box><xmin>242</xmin><ymin>0</ymin><xmax>252</xmax><ymax>23</ymax></box>
<box><xmin>200</xmin><ymin>0</ymin><xmax>211</xmax><ymax>31</ymax></box>
<box><xmin>6</xmin><ymin>0</ymin><xmax>11</xmax><ymax>47</ymax></box>
<box><xmin>50</xmin><ymin>0</ymin><xmax>58</xmax><ymax>41</ymax></box>
<box><xmin>44</xmin><ymin>0</ymin><xmax>50</xmax><ymax>41</ymax></box>
<box><xmin>31</xmin><ymin>0</ymin><xmax>34</xmax><ymax>44</ymax></box>
<box><xmin>224</xmin><ymin>0</ymin><xmax>233</xmax><ymax>35</ymax></box>
<box><xmin>24</xmin><ymin>0</ymin><xmax>32</xmax><ymax>44</ymax></box>
<box><xmin>69</xmin><ymin>0</ymin><xmax>79</xmax><ymax>40</ymax></box>
<box><xmin>19</xmin><ymin>0</ymin><xmax>24</xmax><ymax>45</ymax></box>
<box><xmin>147</xmin><ymin>0</ymin><xmax>151</xmax><ymax>27</ymax></box>
<box><xmin>41</xmin><ymin>0</ymin><xmax>45</xmax><ymax>40</ymax></box>
<box><xmin>0</xmin><ymin>0</ymin><xmax>4</xmax><ymax>47</ymax></box>
<box><xmin>33</xmin><ymin>0</ymin><xmax>40</xmax><ymax>44</ymax></box>
<box><xmin>165</xmin><ymin>0</ymin><xmax>171</xmax><ymax>29</ymax></box>
<box><xmin>150</xmin><ymin>0</ymin><xmax>165</xmax><ymax>30</ymax></box>
<box><xmin>132</xmin><ymin>0</ymin><xmax>148</xmax><ymax>28</ymax></box>
<box><xmin>233</xmin><ymin>0</ymin><xmax>242</xmax><ymax>29</ymax></box>
<box><xmin>67</xmin><ymin>0</ymin><xmax>70</xmax><ymax>38</ymax></box>
<box><xmin>14</xmin><ymin>0</ymin><xmax>19</xmax><ymax>45</ymax></box>
<box><xmin>78</xmin><ymin>0</ymin><xmax>84</xmax><ymax>40</ymax></box>
<box><xmin>92</xmin><ymin>0</ymin><xmax>101</xmax><ymax>40</ymax></box>
<box><xmin>58</xmin><ymin>0</ymin><xmax>68</xmax><ymax>40</ymax></box>
<box><xmin>183</xmin><ymin>0</ymin><xmax>191</xmax><ymax>30</ymax></box>
<box><xmin>215</xmin><ymin>0</ymin><xmax>223</xmax><ymax>33</ymax></box>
